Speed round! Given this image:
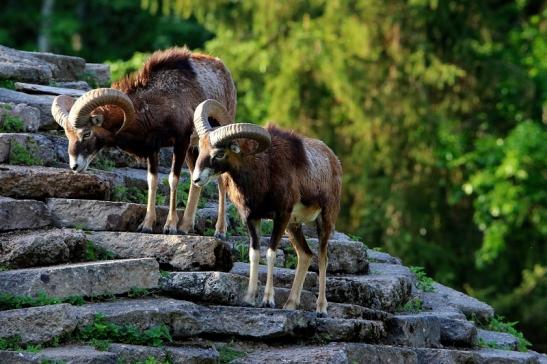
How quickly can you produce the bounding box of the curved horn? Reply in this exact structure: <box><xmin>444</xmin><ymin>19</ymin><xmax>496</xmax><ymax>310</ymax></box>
<box><xmin>210</xmin><ymin>123</ymin><xmax>271</xmax><ymax>155</ymax></box>
<box><xmin>193</xmin><ymin>99</ymin><xmax>232</xmax><ymax>137</ymax></box>
<box><xmin>51</xmin><ymin>95</ymin><xmax>74</xmax><ymax>129</ymax></box>
<box><xmin>68</xmin><ymin>88</ymin><xmax>135</xmax><ymax>133</ymax></box>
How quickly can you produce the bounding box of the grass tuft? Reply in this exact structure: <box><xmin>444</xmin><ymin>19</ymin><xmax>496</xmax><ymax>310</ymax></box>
<box><xmin>410</xmin><ymin>266</ymin><xmax>435</xmax><ymax>292</ymax></box>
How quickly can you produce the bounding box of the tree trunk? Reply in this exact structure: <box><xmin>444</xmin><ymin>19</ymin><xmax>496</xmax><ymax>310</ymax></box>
<box><xmin>37</xmin><ymin>0</ymin><xmax>54</xmax><ymax>52</ymax></box>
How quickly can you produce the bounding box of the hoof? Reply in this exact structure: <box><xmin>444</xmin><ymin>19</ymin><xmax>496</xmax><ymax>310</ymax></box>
<box><xmin>137</xmin><ymin>223</ymin><xmax>154</xmax><ymax>233</ymax></box>
<box><xmin>214</xmin><ymin>232</ymin><xmax>226</xmax><ymax>240</ymax></box>
<box><xmin>316</xmin><ymin>311</ymin><xmax>328</xmax><ymax>318</ymax></box>
<box><xmin>260</xmin><ymin>300</ymin><xmax>276</xmax><ymax>309</ymax></box>
<box><xmin>163</xmin><ymin>226</ymin><xmax>178</xmax><ymax>235</ymax></box>
<box><xmin>240</xmin><ymin>300</ymin><xmax>256</xmax><ymax>308</ymax></box>
<box><xmin>283</xmin><ymin>301</ymin><xmax>298</xmax><ymax>311</ymax></box>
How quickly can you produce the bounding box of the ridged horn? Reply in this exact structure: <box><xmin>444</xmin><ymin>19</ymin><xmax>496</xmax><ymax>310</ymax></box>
<box><xmin>209</xmin><ymin>123</ymin><xmax>271</xmax><ymax>155</ymax></box>
<box><xmin>193</xmin><ymin>99</ymin><xmax>232</xmax><ymax>137</ymax></box>
<box><xmin>51</xmin><ymin>95</ymin><xmax>74</xmax><ymax>129</ymax></box>
<box><xmin>68</xmin><ymin>88</ymin><xmax>135</xmax><ymax>133</ymax></box>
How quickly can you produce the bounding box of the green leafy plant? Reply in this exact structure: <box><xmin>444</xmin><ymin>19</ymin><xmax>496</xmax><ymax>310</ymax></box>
<box><xmin>486</xmin><ymin>316</ymin><xmax>532</xmax><ymax>352</ymax></box>
<box><xmin>284</xmin><ymin>245</ymin><xmax>298</xmax><ymax>269</ymax></box>
<box><xmin>9</xmin><ymin>140</ymin><xmax>42</xmax><ymax>166</ymax></box>
<box><xmin>0</xmin><ymin>79</ymin><xmax>16</xmax><ymax>89</ymax></box>
<box><xmin>112</xmin><ymin>185</ymin><xmax>148</xmax><ymax>205</ymax></box>
<box><xmin>92</xmin><ymin>155</ymin><xmax>116</xmax><ymax>171</ymax></box>
<box><xmin>218</xmin><ymin>344</ymin><xmax>246</xmax><ymax>364</ymax></box>
<box><xmin>261</xmin><ymin>220</ymin><xmax>273</xmax><ymax>236</ymax></box>
<box><xmin>0</xmin><ymin>335</ymin><xmax>42</xmax><ymax>352</ymax></box>
<box><xmin>159</xmin><ymin>270</ymin><xmax>171</xmax><ymax>279</ymax></box>
<box><xmin>233</xmin><ymin>241</ymin><xmax>249</xmax><ymax>263</ymax></box>
<box><xmin>478</xmin><ymin>337</ymin><xmax>502</xmax><ymax>349</ymax></box>
<box><xmin>0</xmin><ymin>113</ymin><xmax>25</xmax><ymax>132</ymax></box>
<box><xmin>1</xmin><ymin>103</ymin><xmax>13</xmax><ymax>110</ymax></box>
<box><xmin>398</xmin><ymin>297</ymin><xmax>423</xmax><ymax>313</ymax></box>
<box><xmin>0</xmin><ymin>291</ymin><xmax>88</xmax><ymax>311</ymax></box>
<box><xmin>410</xmin><ymin>266</ymin><xmax>436</xmax><ymax>292</ymax></box>
<box><xmin>128</xmin><ymin>287</ymin><xmax>150</xmax><ymax>298</ymax></box>
<box><xmin>76</xmin><ymin>314</ymin><xmax>173</xmax><ymax>349</ymax></box>
<box><xmin>86</xmin><ymin>241</ymin><xmax>115</xmax><ymax>261</ymax></box>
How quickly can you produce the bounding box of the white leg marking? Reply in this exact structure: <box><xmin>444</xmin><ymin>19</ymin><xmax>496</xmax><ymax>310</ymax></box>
<box><xmin>180</xmin><ymin>181</ymin><xmax>201</xmax><ymax>233</ymax></box>
<box><xmin>140</xmin><ymin>171</ymin><xmax>157</xmax><ymax>232</ymax></box>
<box><xmin>284</xmin><ymin>250</ymin><xmax>312</xmax><ymax>310</ymax></box>
<box><xmin>262</xmin><ymin>248</ymin><xmax>276</xmax><ymax>308</ymax></box>
<box><xmin>163</xmin><ymin>172</ymin><xmax>179</xmax><ymax>233</ymax></box>
<box><xmin>317</xmin><ymin>249</ymin><xmax>328</xmax><ymax>315</ymax></box>
<box><xmin>244</xmin><ymin>247</ymin><xmax>260</xmax><ymax>305</ymax></box>
<box><xmin>214</xmin><ymin>178</ymin><xmax>227</xmax><ymax>239</ymax></box>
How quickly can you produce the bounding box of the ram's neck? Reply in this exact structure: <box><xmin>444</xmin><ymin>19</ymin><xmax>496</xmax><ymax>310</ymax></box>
<box><xmin>225</xmin><ymin>155</ymin><xmax>270</xmax><ymax>216</ymax></box>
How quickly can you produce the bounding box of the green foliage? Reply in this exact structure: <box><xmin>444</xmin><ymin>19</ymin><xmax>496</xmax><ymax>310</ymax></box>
<box><xmin>261</xmin><ymin>220</ymin><xmax>273</xmax><ymax>236</ymax></box>
<box><xmin>9</xmin><ymin>140</ymin><xmax>42</xmax><ymax>166</ymax></box>
<box><xmin>86</xmin><ymin>240</ymin><xmax>115</xmax><ymax>261</ymax></box>
<box><xmin>159</xmin><ymin>270</ymin><xmax>171</xmax><ymax>279</ymax></box>
<box><xmin>410</xmin><ymin>266</ymin><xmax>436</xmax><ymax>292</ymax></box>
<box><xmin>0</xmin><ymin>113</ymin><xmax>25</xmax><ymax>132</ymax></box>
<box><xmin>227</xmin><ymin>205</ymin><xmax>246</xmax><ymax>237</ymax></box>
<box><xmin>284</xmin><ymin>245</ymin><xmax>298</xmax><ymax>269</ymax></box>
<box><xmin>218</xmin><ymin>344</ymin><xmax>246</xmax><ymax>364</ymax></box>
<box><xmin>233</xmin><ymin>241</ymin><xmax>249</xmax><ymax>263</ymax></box>
<box><xmin>76</xmin><ymin>314</ymin><xmax>173</xmax><ymax>349</ymax></box>
<box><xmin>92</xmin><ymin>155</ymin><xmax>116</xmax><ymax>171</ymax></box>
<box><xmin>107</xmin><ymin>52</ymin><xmax>150</xmax><ymax>82</ymax></box>
<box><xmin>0</xmin><ymin>291</ymin><xmax>88</xmax><ymax>311</ymax></box>
<box><xmin>478</xmin><ymin>337</ymin><xmax>502</xmax><ymax>350</ymax></box>
<box><xmin>0</xmin><ymin>79</ymin><xmax>15</xmax><ymax>89</ymax></box>
<box><xmin>128</xmin><ymin>287</ymin><xmax>150</xmax><ymax>298</ymax></box>
<box><xmin>486</xmin><ymin>316</ymin><xmax>532</xmax><ymax>352</ymax></box>
<box><xmin>0</xmin><ymin>335</ymin><xmax>42</xmax><ymax>352</ymax></box>
<box><xmin>135</xmin><ymin>357</ymin><xmax>171</xmax><ymax>364</ymax></box>
<box><xmin>398</xmin><ymin>297</ymin><xmax>423</xmax><ymax>313</ymax></box>
<box><xmin>112</xmin><ymin>185</ymin><xmax>148</xmax><ymax>205</ymax></box>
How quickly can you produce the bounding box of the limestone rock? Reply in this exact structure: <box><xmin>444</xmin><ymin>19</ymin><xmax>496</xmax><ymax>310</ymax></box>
<box><xmin>37</xmin><ymin>345</ymin><xmax>117</xmax><ymax>364</ymax></box>
<box><xmin>14</xmin><ymin>82</ymin><xmax>86</xmax><ymax>97</ymax></box>
<box><xmin>367</xmin><ymin>249</ymin><xmax>403</xmax><ymax>265</ymax></box>
<box><xmin>0</xmin><ymin>228</ymin><xmax>87</xmax><ymax>269</ymax></box>
<box><xmin>0</xmin><ymin>196</ymin><xmax>51</xmax><ymax>231</ymax></box>
<box><xmin>420</xmin><ymin>282</ymin><xmax>495</xmax><ymax>322</ymax></box>
<box><xmin>230</xmin><ymin>262</ymin><xmax>318</xmax><ymax>291</ymax></box>
<box><xmin>414</xmin><ymin>348</ymin><xmax>481</xmax><ymax>364</ymax></box>
<box><xmin>164</xmin><ymin>346</ymin><xmax>219</xmax><ymax>364</ymax></box>
<box><xmin>21</xmin><ymin>51</ymin><xmax>86</xmax><ymax>82</ymax></box>
<box><xmin>477</xmin><ymin>348</ymin><xmax>540</xmax><ymax>364</ymax></box>
<box><xmin>53</xmin><ymin>81</ymin><xmax>92</xmax><ymax>91</ymax></box>
<box><xmin>313</xmin><ymin>317</ymin><xmax>385</xmax><ymax>342</ymax></box>
<box><xmin>478</xmin><ymin>329</ymin><xmax>520</xmax><ymax>351</ymax></box>
<box><xmin>108</xmin><ymin>344</ymin><xmax>167</xmax><ymax>362</ymax></box>
<box><xmin>0</xmin><ymin>165</ymin><xmax>111</xmax><ymax>200</ymax></box>
<box><xmin>0</xmin><ymin>88</ymin><xmax>55</xmax><ymax>129</ymax></box>
<box><xmin>385</xmin><ymin>314</ymin><xmax>442</xmax><ymax>348</ymax></box>
<box><xmin>87</xmin><ymin>231</ymin><xmax>233</xmax><ymax>271</ymax></box>
<box><xmin>0</xmin><ymin>258</ymin><xmax>159</xmax><ymax>298</ymax></box>
<box><xmin>0</xmin><ymin>45</ymin><xmax>53</xmax><ymax>83</ymax></box>
<box><xmin>327</xmin><ymin>302</ymin><xmax>393</xmax><ymax>321</ymax></box>
<box><xmin>0</xmin><ymin>304</ymin><xmax>78</xmax><ymax>344</ymax></box>
<box><xmin>0</xmin><ymin>103</ymin><xmax>40</xmax><ymax>132</ymax></box>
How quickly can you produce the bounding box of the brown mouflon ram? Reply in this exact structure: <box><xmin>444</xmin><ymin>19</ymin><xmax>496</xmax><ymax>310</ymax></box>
<box><xmin>51</xmin><ymin>48</ymin><xmax>236</xmax><ymax>237</ymax></box>
<box><xmin>191</xmin><ymin>99</ymin><xmax>342</xmax><ymax>315</ymax></box>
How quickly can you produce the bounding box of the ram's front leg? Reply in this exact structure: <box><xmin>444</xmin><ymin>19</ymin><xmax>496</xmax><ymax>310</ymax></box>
<box><xmin>243</xmin><ymin>218</ymin><xmax>261</xmax><ymax>306</ymax></box>
<box><xmin>164</xmin><ymin>141</ymin><xmax>187</xmax><ymax>234</ymax></box>
<box><xmin>214</xmin><ymin>175</ymin><xmax>228</xmax><ymax>240</ymax></box>
<box><xmin>262</xmin><ymin>214</ymin><xmax>290</xmax><ymax>308</ymax></box>
<box><xmin>138</xmin><ymin>153</ymin><xmax>159</xmax><ymax>233</ymax></box>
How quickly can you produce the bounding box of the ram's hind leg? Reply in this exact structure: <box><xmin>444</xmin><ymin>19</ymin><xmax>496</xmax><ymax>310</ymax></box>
<box><xmin>179</xmin><ymin>145</ymin><xmax>202</xmax><ymax>234</ymax></box>
<box><xmin>316</xmin><ymin>213</ymin><xmax>333</xmax><ymax>316</ymax></box>
<box><xmin>138</xmin><ymin>153</ymin><xmax>159</xmax><ymax>233</ymax></box>
<box><xmin>284</xmin><ymin>223</ymin><xmax>313</xmax><ymax>310</ymax></box>
<box><xmin>243</xmin><ymin>219</ymin><xmax>261</xmax><ymax>306</ymax></box>
<box><xmin>164</xmin><ymin>137</ymin><xmax>190</xmax><ymax>234</ymax></box>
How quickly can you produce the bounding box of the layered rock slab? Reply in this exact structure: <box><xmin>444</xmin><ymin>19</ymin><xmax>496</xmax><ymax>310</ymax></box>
<box><xmin>0</xmin><ymin>197</ymin><xmax>51</xmax><ymax>231</ymax></box>
<box><xmin>0</xmin><ymin>228</ymin><xmax>87</xmax><ymax>269</ymax></box>
<box><xmin>0</xmin><ymin>165</ymin><xmax>111</xmax><ymax>200</ymax></box>
<box><xmin>87</xmin><ymin>231</ymin><xmax>233</xmax><ymax>272</ymax></box>
<box><xmin>0</xmin><ymin>258</ymin><xmax>159</xmax><ymax>297</ymax></box>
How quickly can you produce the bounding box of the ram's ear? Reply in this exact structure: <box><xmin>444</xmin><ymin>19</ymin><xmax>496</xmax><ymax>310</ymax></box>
<box><xmin>90</xmin><ymin>114</ymin><xmax>104</xmax><ymax>126</ymax></box>
<box><xmin>230</xmin><ymin>142</ymin><xmax>241</xmax><ymax>154</ymax></box>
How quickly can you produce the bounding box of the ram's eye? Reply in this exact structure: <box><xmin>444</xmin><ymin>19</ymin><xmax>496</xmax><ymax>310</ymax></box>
<box><xmin>214</xmin><ymin>151</ymin><xmax>226</xmax><ymax>160</ymax></box>
<box><xmin>81</xmin><ymin>131</ymin><xmax>91</xmax><ymax>139</ymax></box>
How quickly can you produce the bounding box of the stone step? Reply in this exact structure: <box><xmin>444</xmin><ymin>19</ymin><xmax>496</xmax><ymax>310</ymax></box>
<box><xmin>14</xmin><ymin>82</ymin><xmax>86</xmax><ymax>97</ymax></box>
<box><xmin>231</xmin><ymin>262</ymin><xmax>412</xmax><ymax>312</ymax></box>
<box><xmin>0</xmin><ymin>196</ymin><xmax>51</xmax><ymax>231</ymax></box>
<box><xmin>85</xmin><ymin>63</ymin><xmax>111</xmax><ymax>86</ymax></box>
<box><xmin>367</xmin><ymin>248</ymin><xmax>403</xmax><ymax>264</ymax></box>
<box><xmin>47</xmin><ymin>198</ymin><xmax>220</xmax><ymax>235</ymax></box>
<box><xmin>0</xmin><ymin>228</ymin><xmax>87</xmax><ymax>269</ymax></box>
<box><xmin>21</xmin><ymin>50</ymin><xmax>86</xmax><ymax>82</ymax></box>
<box><xmin>419</xmin><ymin>282</ymin><xmax>495</xmax><ymax>322</ymax></box>
<box><xmin>0</xmin><ymin>102</ymin><xmax>40</xmax><ymax>132</ymax></box>
<box><xmin>88</xmin><ymin>230</ymin><xmax>233</xmax><ymax>272</ymax></box>
<box><xmin>0</xmin><ymin>45</ymin><xmax>56</xmax><ymax>84</ymax></box>
<box><xmin>228</xmin><ymin>235</ymin><xmax>368</xmax><ymax>274</ymax></box>
<box><xmin>0</xmin><ymin>298</ymin><xmax>385</xmax><ymax>345</ymax></box>
<box><xmin>476</xmin><ymin>348</ymin><xmax>541</xmax><ymax>364</ymax></box>
<box><xmin>478</xmin><ymin>328</ymin><xmax>520</xmax><ymax>351</ymax></box>
<box><xmin>0</xmin><ymin>133</ymin><xmax>60</xmax><ymax>166</ymax></box>
<box><xmin>0</xmin><ymin>88</ymin><xmax>55</xmax><ymax>129</ymax></box>
<box><xmin>109</xmin><ymin>343</ymin><xmax>219</xmax><ymax>364</ymax></box>
<box><xmin>0</xmin><ymin>258</ymin><xmax>159</xmax><ymax>298</ymax></box>
<box><xmin>0</xmin><ymin>346</ymin><xmax>117</xmax><ymax>364</ymax></box>
<box><xmin>231</xmin><ymin>342</ymin><xmax>418</xmax><ymax>364</ymax></box>
<box><xmin>0</xmin><ymin>165</ymin><xmax>111</xmax><ymax>200</ymax></box>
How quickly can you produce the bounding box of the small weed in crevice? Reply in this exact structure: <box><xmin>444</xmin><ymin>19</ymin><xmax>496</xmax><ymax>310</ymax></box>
<box><xmin>397</xmin><ymin>297</ymin><xmax>423</xmax><ymax>313</ymax></box>
<box><xmin>218</xmin><ymin>344</ymin><xmax>246</xmax><ymax>364</ymax></box>
<box><xmin>0</xmin><ymin>291</ymin><xmax>85</xmax><ymax>311</ymax></box>
<box><xmin>86</xmin><ymin>240</ymin><xmax>115</xmax><ymax>261</ymax></box>
<box><xmin>234</xmin><ymin>241</ymin><xmax>249</xmax><ymax>263</ymax></box>
<box><xmin>478</xmin><ymin>337</ymin><xmax>502</xmax><ymax>349</ymax></box>
<box><xmin>0</xmin><ymin>335</ymin><xmax>42</xmax><ymax>352</ymax></box>
<box><xmin>484</xmin><ymin>315</ymin><xmax>531</xmax><ymax>352</ymax></box>
<box><xmin>284</xmin><ymin>245</ymin><xmax>298</xmax><ymax>269</ymax></box>
<box><xmin>128</xmin><ymin>287</ymin><xmax>150</xmax><ymax>298</ymax></box>
<box><xmin>0</xmin><ymin>79</ymin><xmax>16</xmax><ymax>90</ymax></box>
<box><xmin>112</xmin><ymin>185</ymin><xmax>148</xmax><ymax>205</ymax></box>
<box><xmin>410</xmin><ymin>266</ymin><xmax>435</xmax><ymax>292</ymax></box>
<box><xmin>92</xmin><ymin>155</ymin><xmax>116</xmax><ymax>171</ymax></box>
<box><xmin>0</xmin><ymin>113</ymin><xmax>25</xmax><ymax>132</ymax></box>
<box><xmin>9</xmin><ymin>140</ymin><xmax>42</xmax><ymax>166</ymax></box>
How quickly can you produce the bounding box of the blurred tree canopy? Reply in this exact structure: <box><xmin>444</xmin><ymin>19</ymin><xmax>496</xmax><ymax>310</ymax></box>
<box><xmin>1</xmin><ymin>0</ymin><xmax>545</xmax><ymax>350</ymax></box>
